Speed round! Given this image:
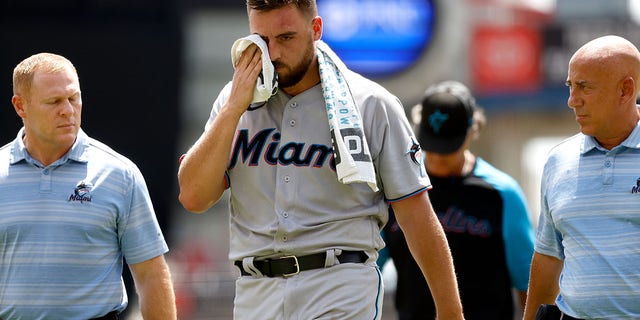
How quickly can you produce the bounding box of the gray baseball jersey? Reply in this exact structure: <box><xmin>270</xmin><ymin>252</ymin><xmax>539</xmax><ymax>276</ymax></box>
<box><xmin>205</xmin><ymin>69</ymin><xmax>430</xmax><ymax>261</ymax></box>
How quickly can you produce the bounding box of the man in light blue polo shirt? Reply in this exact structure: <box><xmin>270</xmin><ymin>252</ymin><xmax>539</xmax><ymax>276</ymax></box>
<box><xmin>524</xmin><ymin>35</ymin><xmax>640</xmax><ymax>320</ymax></box>
<box><xmin>0</xmin><ymin>53</ymin><xmax>177</xmax><ymax>319</ymax></box>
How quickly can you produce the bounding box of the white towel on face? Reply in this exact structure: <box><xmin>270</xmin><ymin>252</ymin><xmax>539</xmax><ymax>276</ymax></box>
<box><xmin>231</xmin><ymin>34</ymin><xmax>278</xmax><ymax>104</ymax></box>
<box><xmin>316</xmin><ymin>40</ymin><xmax>379</xmax><ymax>192</ymax></box>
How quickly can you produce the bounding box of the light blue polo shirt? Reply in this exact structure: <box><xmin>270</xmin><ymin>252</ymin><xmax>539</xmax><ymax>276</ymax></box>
<box><xmin>0</xmin><ymin>128</ymin><xmax>169</xmax><ymax>320</ymax></box>
<box><xmin>537</xmin><ymin>121</ymin><xmax>640</xmax><ymax>319</ymax></box>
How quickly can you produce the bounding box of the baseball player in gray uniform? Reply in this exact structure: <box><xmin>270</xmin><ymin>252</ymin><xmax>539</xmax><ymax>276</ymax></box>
<box><xmin>177</xmin><ymin>1</ymin><xmax>464</xmax><ymax>319</ymax></box>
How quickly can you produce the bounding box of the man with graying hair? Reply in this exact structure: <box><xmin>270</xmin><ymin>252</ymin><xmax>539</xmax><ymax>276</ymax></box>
<box><xmin>524</xmin><ymin>35</ymin><xmax>640</xmax><ymax>320</ymax></box>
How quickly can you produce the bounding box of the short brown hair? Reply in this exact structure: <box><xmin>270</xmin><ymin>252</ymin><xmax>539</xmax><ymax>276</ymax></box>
<box><xmin>246</xmin><ymin>0</ymin><xmax>317</xmax><ymax>18</ymax></box>
<box><xmin>12</xmin><ymin>52</ymin><xmax>77</xmax><ymax>97</ymax></box>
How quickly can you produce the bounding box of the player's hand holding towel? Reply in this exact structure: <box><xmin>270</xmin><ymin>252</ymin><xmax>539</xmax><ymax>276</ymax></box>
<box><xmin>231</xmin><ymin>34</ymin><xmax>278</xmax><ymax>104</ymax></box>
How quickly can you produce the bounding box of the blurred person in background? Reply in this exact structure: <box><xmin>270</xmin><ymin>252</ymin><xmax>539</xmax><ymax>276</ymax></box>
<box><xmin>177</xmin><ymin>0</ymin><xmax>464</xmax><ymax>319</ymax></box>
<box><xmin>0</xmin><ymin>52</ymin><xmax>176</xmax><ymax>320</ymax></box>
<box><xmin>381</xmin><ymin>81</ymin><xmax>535</xmax><ymax>320</ymax></box>
<box><xmin>524</xmin><ymin>35</ymin><xmax>640</xmax><ymax>320</ymax></box>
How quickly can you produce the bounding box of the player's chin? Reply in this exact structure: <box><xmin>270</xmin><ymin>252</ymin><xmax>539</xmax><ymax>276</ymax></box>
<box><xmin>276</xmin><ymin>73</ymin><xmax>291</xmax><ymax>86</ymax></box>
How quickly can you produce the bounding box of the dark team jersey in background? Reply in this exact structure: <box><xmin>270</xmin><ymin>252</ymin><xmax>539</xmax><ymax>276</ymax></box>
<box><xmin>381</xmin><ymin>157</ymin><xmax>534</xmax><ymax>320</ymax></box>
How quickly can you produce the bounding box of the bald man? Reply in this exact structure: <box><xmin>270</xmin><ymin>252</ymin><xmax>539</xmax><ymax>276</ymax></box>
<box><xmin>523</xmin><ymin>35</ymin><xmax>640</xmax><ymax>320</ymax></box>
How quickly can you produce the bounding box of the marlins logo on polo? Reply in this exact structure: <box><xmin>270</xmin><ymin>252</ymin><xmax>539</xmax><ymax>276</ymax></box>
<box><xmin>631</xmin><ymin>177</ymin><xmax>640</xmax><ymax>193</ymax></box>
<box><xmin>68</xmin><ymin>180</ymin><xmax>93</xmax><ymax>203</ymax></box>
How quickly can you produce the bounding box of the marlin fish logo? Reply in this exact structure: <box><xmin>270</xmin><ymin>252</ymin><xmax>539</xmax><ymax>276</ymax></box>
<box><xmin>68</xmin><ymin>181</ymin><xmax>93</xmax><ymax>203</ymax></box>
<box><xmin>409</xmin><ymin>141</ymin><xmax>422</xmax><ymax>166</ymax></box>
<box><xmin>428</xmin><ymin>110</ymin><xmax>449</xmax><ymax>133</ymax></box>
<box><xmin>631</xmin><ymin>177</ymin><xmax>640</xmax><ymax>193</ymax></box>
<box><xmin>408</xmin><ymin>137</ymin><xmax>425</xmax><ymax>176</ymax></box>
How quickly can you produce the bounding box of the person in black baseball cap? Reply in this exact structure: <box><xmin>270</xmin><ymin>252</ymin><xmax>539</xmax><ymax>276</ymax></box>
<box><xmin>381</xmin><ymin>81</ymin><xmax>535</xmax><ymax>320</ymax></box>
<box><xmin>413</xmin><ymin>80</ymin><xmax>479</xmax><ymax>154</ymax></box>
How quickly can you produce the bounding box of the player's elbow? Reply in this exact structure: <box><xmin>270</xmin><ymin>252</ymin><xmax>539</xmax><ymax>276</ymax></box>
<box><xmin>177</xmin><ymin>175</ymin><xmax>223</xmax><ymax>213</ymax></box>
<box><xmin>178</xmin><ymin>191</ymin><xmax>214</xmax><ymax>214</ymax></box>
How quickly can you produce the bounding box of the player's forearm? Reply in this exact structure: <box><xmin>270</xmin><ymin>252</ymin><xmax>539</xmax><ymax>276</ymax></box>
<box><xmin>179</xmin><ymin>44</ymin><xmax>261</xmax><ymax>212</ymax></box>
<box><xmin>411</xmin><ymin>219</ymin><xmax>463</xmax><ymax>319</ymax></box>
<box><xmin>178</xmin><ymin>107</ymin><xmax>242</xmax><ymax>212</ymax></box>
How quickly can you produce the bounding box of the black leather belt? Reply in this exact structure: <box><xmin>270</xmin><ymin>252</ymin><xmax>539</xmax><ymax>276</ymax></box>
<box><xmin>234</xmin><ymin>250</ymin><xmax>367</xmax><ymax>277</ymax></box>
<box><xmin>90</xmin><ymin>311</ymin><xmax>119</xmax><ymax>320</ymax></box>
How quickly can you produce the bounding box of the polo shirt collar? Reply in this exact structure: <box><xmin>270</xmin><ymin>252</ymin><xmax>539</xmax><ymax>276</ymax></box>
<box><xmin>581</xmin><ymin>119</ymin><xmax>640</xmax><ymax>154</ymax></box>
<box><xmin>9</xmin><ymin>127</ymin><xmax>90</xmax><ymax>166</ymax></box>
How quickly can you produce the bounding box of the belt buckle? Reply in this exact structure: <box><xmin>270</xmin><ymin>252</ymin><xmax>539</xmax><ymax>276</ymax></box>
<box><xmin>278</xmin><ymin>255</ymin><xmax>300</xmax><ymax>277</ymax></box>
